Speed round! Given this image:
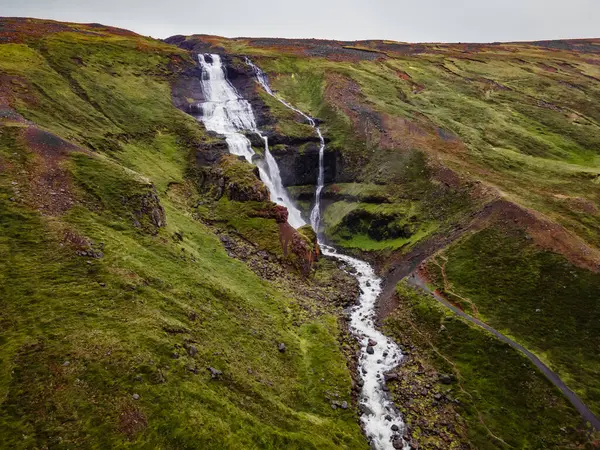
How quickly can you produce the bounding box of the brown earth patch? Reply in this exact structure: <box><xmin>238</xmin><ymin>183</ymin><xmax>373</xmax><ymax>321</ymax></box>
<box><xmin>323</xmin><ymin>72</ymin><xmax>372</xmax><ymax>140</ymax></box>
<box><xmin>0</xmin><ymin>75</ymin><xmax>37</xmax><ymax>123</ymax></box>
<box><xmin>395</xmin><ymin>70</ymin><xmax>412</xmax><ymax>81</ymax></box>
<box><xmin>17</xmin><ymin>126</ymin><xmax>88</xmax><ymax>215</ymax></box>
<box><xmin>554</xmin><ymin>193</ymin><xmax>599</xmax><ymax>215</ymax></box>
<box><xmin>472</xmin><ymin>199</ymin><xmax>600</xmax><ymax>272</ymax></box>
<box><xmin>322</xmin><ymin>72</ymin><xmax>458</xmax><ymax>157</ymax></box>
<box><xmin>119</xmin><ymin>404</ymin><xmax>148</xmax><ymax>439</ymax></box>
<box><xmin>537</xmin><ymin>62</ymin><xmax>558</xmax><ymax>72</ymax></box>
<box><xmin>380</xmin><ymin>114</ymin><xmax>468</xmax><ymax>156</ymax></box>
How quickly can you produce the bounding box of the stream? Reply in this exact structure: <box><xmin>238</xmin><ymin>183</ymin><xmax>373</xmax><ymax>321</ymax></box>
<box><xmin>195</xmin><ymin>53</ymin><xmax>410</xmax><ymax>449</ymax></box>
<box><xmin>195</xmin><ymin>53</ymin><xmax>600</xmax><ymax>448</ymax></box>
<box><xmin>247</xmin><ymin>57</ymin><xmax>410</xmax><ymax>449</ymax></box>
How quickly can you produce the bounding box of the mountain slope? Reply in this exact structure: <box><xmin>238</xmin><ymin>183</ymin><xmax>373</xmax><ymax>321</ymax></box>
<box><xmin>1</xmin><ymin>16</ymin><xmax>600</xmax><ymax>449</ymax></box>
<box><xmin>0</xmin><ymin>18</ymin><xmax>367</xmax><ymax>449</ymax></box>
<box><xmin>169</xmin><ymin>33</ymin><xmax>600</xmax><ymax>447</ymax></box>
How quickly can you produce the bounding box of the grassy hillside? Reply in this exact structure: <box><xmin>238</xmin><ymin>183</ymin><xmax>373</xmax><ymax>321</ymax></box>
<box><xmin>174</xmin><ymin>33</ymin><xmax>600</xmax><ymax>447</ymax></box>
<box><xmin>0</xmin><ymin>18</ymin><xmax>367</xmax><ymax>448</ymax></box>
<box><xmin>423</xmin><ymin>224</ymin><xmax>600</xmax><ymax>418</ymax></box>
<box><xmin>385</xmin><ymin>282</ymin><xmax>595</xmax><ymax>449</ymax></box>
<box><xmin>190</xmin><ymin>35</ymin><xmax>600</xmax><ymax>257</ymax></box>
<box><xmin>2</xmin><ymin>16</ymin><xmax>600</xmax><ymax>449</ymax></box>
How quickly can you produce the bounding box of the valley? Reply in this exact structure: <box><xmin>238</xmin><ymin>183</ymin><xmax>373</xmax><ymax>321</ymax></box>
<box><xmin>1</xmin><ymin>17</ymin><xmax>600</xmax><ymax>449</ymax></box>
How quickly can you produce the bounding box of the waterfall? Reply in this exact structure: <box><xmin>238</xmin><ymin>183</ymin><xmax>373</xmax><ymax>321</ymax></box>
<box><xmin>196</xmin><ymin>54</ymin><xmax>304</xmax><ymax>229</ymax></box>
<box><xmin>245</xmin><ymin>59</ymin><xmax>327</xmax><ymax>234</ymax></box>
<box><xmin>247</xmin><ymin>59</ymin><xmax>410</xmax><ymax>450</ymax></box>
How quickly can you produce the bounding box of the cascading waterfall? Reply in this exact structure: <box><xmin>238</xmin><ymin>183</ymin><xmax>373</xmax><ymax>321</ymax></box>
<box><xmin>247</xmin><ymin>60</ymin><xmax>409</xmax><ymax>450</ymax></box>
<box><xmin>196</xmin><ymin>54</ymin><xmax>304</xmax><ymax>228</ymax></box>
<box><xmin>245</xmin><ymin>59</ymin><xmax>325</xmax><ymax>234</ymax></box>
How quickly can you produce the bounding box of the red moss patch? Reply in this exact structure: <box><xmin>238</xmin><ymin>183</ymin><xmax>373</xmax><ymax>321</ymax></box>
<box><xmin>472</xmin><ymin>199</ymin><xmax>600</xmax><ymax>273</ymax></box>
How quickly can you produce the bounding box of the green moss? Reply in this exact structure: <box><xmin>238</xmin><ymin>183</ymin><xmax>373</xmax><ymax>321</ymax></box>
<box><xmin>429</xmin><ymin>226</ymin><xmax>600</xmax><ymax>417</ymax></box>
<box><xmin>0</xmin><ymin>23</ymin><xmax>367</xmax><ymax>448</ymax></box>
<box><xmin>385</xmin><ymin>282</ymin><xmax>594</xmax><ymax>449</ymax></box>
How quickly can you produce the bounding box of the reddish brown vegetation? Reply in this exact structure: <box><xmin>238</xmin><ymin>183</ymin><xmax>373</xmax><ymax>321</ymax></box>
<box><xmin>472</xmin><ymin>199</ymin><xmax>600</xmax><ymax>273</ymax></box>
<box><xmin>0</xmin><ymin>17</ymin><xmax>138</xmax><ymax>44</ymax></box>
<box><xmin>119</xmin><ymin>404</ymin><xmax>148</xmax><ymax>439</ymax></box>
<box><xmin>16</xmin><ymin>126</ymin><xmax>86</xmax><ymax>215</ymax></box>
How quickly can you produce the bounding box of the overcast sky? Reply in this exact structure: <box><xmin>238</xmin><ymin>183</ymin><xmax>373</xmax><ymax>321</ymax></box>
<box><xmin>3</xmin><ymin>0</ymin><xmax>599</xmax><ymax>42</ymax></box>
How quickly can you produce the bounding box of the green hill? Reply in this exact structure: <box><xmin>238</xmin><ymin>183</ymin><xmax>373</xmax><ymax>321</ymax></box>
<box><xmin>1</xmin><ymin>17</ymin><xmax>600</xmax><ymax>448</ymax></box>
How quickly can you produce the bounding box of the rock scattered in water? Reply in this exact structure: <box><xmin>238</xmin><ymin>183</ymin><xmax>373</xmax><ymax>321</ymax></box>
<box><xmin>359</xmin><ymin>403</ymin><xmax>374</xmax><ymax>416</ymax></box>
<box><xmin>392</xmin><ymin>437</ymin><xmax>404</xmax><ymax>449</ymax></box>
<box><xmin>368</xmin><ymin>338</ymin><xmax>377</xmax><ymax>347</ymax></box>
<box><xmin>366</xmin><ymin>345</ymin><xmax>375</xmax><ymax>355</ymax></box>
<box><xmin>391</xmin><ymin>424</ymin><xmax>400</xmax><ymax>432</ymax></box>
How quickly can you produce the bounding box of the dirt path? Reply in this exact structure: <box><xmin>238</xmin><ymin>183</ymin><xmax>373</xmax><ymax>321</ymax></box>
<box><xmin>406</xmin><ymin>272</ymin><xmax>600</xmax><ymax>432</ymax></box>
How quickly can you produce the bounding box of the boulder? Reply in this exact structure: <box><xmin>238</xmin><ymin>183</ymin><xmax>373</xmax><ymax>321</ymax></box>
<box><xmin>359</xmin><ymin>404</ymin><xmax>375</xmax><ymax>416</ymax></box>
<box><xmin>439</xmin><ymin>374</ymin><xmax>454</xmax><ymax>385</ymax></box>
<box><xmin>207</xmin><ymin>367</ymin><xmax>223</xmax><ymax>379</ymax></box>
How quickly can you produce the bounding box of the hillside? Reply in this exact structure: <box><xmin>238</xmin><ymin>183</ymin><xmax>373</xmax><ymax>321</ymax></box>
<box><xmin>1</xmin><ymin>16</ymin><xmax>600</xmax><ymax>449</ymax></box>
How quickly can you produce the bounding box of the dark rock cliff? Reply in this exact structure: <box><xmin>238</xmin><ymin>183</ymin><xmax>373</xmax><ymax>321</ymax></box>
<box><xmin>168</xmin><ymin>46</ymin><xmax>342</xmax><ymax>188</ymax></box>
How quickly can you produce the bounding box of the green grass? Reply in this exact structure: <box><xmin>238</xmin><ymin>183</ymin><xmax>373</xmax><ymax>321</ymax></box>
<box><xmin>385</xmin><ymin>282</ymin><xmax>595</xmax><ymax>449</ymax></box>
<box><xmin>240</xmin><ymin>44</ymin><xmax>600</xmax><ymax>250</ymax></box>
<box><xmin>0</xmin><ymin>23</ymin><xmax>367</xmax><ymax>448</ymax></box>
<box><xmin>4</xmin><ymin>20</ymin><xmax>600</xmax><ymax>448</ymax></box>
<box><xmin>426</xmin><ymin>225</ymin><xmax>600</xmax><ymax>418</ymax></box>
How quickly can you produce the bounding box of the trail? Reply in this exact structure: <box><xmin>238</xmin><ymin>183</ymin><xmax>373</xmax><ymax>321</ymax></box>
<box><xmin>407</xmin><ymin>272</ymin><xmax>600</xmax><ymax>432</ymax></box>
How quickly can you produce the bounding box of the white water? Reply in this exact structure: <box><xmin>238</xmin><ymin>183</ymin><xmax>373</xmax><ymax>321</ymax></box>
<box><xmin>196</xmin><ymin>54</ymin><xmax>304</xmax><ymax>228</ymax></box>
<box><xmin>247</xmin><ymin>60</ymin><xmax>409</xmax><ymax>450</ymax></box>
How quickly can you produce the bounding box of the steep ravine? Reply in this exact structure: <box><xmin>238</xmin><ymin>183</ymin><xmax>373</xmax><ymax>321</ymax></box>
<box><xmin>245</xmin><ymin>58</ymin><xmax>412</xmax><ymax>450</ymax></box>
<box><xmin>194</xmin><ymin>53</ymin><xmax>412</xmax><ymax>449</ymax></box>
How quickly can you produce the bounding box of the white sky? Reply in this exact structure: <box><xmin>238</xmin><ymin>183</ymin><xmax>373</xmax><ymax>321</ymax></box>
<box><xmin>2</xmin><ymin>0</ymin><xmax>599</xmax><ymax>42</ymax></box>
